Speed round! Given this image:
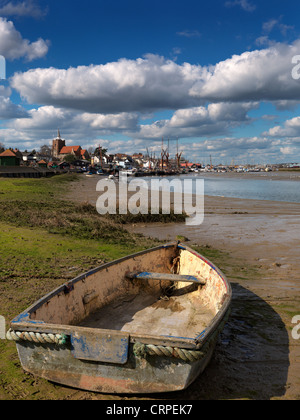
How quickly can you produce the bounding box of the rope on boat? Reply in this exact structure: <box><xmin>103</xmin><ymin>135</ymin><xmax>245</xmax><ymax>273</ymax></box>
<box><xmin>6</xmin><ymin>329</ymin><xmax>68</xmax><ymax>346</ymax></box>
<box><xmin>7</xmin><ymin>309</ymin><xmax>231</xmax><ymax>359</ymax></box>
<box><xmin>133</xmin><ymin>310</ymin><xmax>231</xmax><ymax>362</ymax></box>
<box><xmin>133</xmin><ymin>342</ymin><xmax>206</xmax><ymax>362</ymax></box>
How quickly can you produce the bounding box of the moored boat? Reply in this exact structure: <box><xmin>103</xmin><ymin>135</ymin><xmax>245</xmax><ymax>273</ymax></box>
<box><xmin>6</xmin><ymin>242</ymin><xmax>231</xmax><ymax>394</ymax></box>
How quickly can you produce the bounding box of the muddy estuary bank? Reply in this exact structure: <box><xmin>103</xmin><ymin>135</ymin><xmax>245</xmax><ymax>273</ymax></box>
<box><xmin>64</xmin><ymin>174</ymin><xmax>300</xmax><ymax>400</ymax></box>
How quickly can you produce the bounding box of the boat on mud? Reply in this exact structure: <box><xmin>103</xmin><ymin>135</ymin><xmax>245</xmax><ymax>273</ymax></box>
<box><xmin>6</xmin><ymin>242</ymin><xmax>231</xmax><ymax>394</ymax></box>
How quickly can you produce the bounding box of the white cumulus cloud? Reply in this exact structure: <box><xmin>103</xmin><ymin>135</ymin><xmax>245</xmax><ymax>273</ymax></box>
<box><xmin>10</xmin><ymin>41</ymin><xmax>300</xmax><ymax>114</ymax></box>
<box><xmin>0</xmin><ymin>17</ymin><xmax>49</xmax><ymax>61</ymax></box>
<box><xmin>190</xmin><ymin>40</ymin><xmax>300</xmax><ymax>102</ymax></box>
<box><xmin>265</xmin><ymin>116</ymin><xmax>300</xmax><ymax>137</ymax></box>
<box><xmin>11</xmin><ymin>54</ymin><xmax>207</xmax><ymax>113</ymax></box>
<box><xmin>135</xmin><ymin>102</ymin><xmax>258</xmax><ymax>140</ymax></box>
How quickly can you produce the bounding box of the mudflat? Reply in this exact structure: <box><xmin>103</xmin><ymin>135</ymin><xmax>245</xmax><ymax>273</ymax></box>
<box><xmin>65</xmin><ymin>174</ymin><xmax>300</xmax><ymax>400</ymax></box>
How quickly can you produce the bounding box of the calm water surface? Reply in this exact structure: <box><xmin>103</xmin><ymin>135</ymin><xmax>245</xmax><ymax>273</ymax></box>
<box><xmin>144</xmin><ymin>172</ymin><xmax>300</xmax><ymax>203</ymax></box>
<box><xmin>189</xmin><ymin>173</ymin><xmax>300</xmax><ymax>203</ymax></box>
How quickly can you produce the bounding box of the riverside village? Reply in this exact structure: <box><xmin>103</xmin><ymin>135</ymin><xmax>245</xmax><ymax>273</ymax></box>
<box><xmin>0</xmin><ymin>130</ymin><xmax>299</xmax><ymax>178</ymax></box>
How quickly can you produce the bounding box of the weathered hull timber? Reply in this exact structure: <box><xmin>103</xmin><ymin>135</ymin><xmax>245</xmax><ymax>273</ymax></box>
<box><xmin>7</xmin><ymin>243</ymin><xmax>231</xmax><ymax>394</ymax></box>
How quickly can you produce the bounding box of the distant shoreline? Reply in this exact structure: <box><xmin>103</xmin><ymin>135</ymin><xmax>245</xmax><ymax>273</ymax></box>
<box><xmin>186</xmin><ymin>170</ymin><xmax>300</xmax><ymax>181</ymax></box>
<box><xmin>64</xmin><ymin>172</ymin><xmax>300</xmax><ymax>208</ymax></box>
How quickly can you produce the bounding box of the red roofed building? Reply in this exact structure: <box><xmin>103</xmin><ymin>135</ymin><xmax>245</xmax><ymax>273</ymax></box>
<box><xmin>180</xmin><ymin>162</ymin><xmax>194</xmax><ymax>168</ymax></box>
<box><xmin>81</xmin><ymin>149</ymin><xmax>89</xmax><ymax>160</ymax></box>
<box><xmin>52</xmin><ymin>130</ymin><xmax>88</xmax><ymax>160</ymax></box>
<box><xmin>0</xmin><ymin>149</ymin><xmax>21</xmax><ymax>166</ymax></box>
<box><xmin>59</xmin><ymin>145</ymin><xmax>82</xmax><ymax>158</ymax></box>
<box><xmin>37</xmin><ymin>160</ymin><xmax>47</xmax><ymax>168</ymax></box>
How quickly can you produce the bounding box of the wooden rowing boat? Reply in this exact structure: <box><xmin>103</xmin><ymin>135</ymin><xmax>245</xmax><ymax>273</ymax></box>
<box><xmin>6</xmin><ymin>242</ymin><xmax>231</xmax><ymax>394</ymax></box>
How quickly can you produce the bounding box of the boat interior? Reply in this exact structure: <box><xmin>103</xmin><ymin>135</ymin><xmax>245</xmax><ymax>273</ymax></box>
<box><xmin>28</xmin><ymin>244</ymin><xmax>228</xmax><ymax>342</ymax></box>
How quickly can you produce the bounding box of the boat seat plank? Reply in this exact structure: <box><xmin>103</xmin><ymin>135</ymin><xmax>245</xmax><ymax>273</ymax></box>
<box><xmin>127</xmin><ymin>272</ymin><xmax>206</xmax><ymax>285</ymax></box>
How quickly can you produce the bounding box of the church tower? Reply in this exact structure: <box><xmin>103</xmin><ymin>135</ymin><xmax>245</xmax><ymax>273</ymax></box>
<box><xmin>52</xmin><ymin>129</ymin><xmax>65</xmax><ymax>158</ymax></box>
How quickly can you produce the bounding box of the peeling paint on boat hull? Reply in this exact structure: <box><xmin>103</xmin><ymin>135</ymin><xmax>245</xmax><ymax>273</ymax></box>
<box><xmin>16</xmin><ymin>340</ymin><xmax>217</xmax><ymax>393</ymax></box>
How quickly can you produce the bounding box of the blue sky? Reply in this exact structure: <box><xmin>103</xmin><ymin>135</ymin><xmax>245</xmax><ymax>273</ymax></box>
<box><xmin>1</xmin><ymin>0</ymin><xmax>300</xmax><ymax>163</ymax></box>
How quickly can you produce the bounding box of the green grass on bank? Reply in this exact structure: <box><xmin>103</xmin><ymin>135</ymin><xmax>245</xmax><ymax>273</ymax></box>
<box><xmin>0</xmin><ymin>174</ymin><xmax>79</xmax><ymax>200</ymax></box>
<box><xmin>0</xmin><ymin>175</ymin><xmax>185</xmax><ymax>240</ymax></box>
<box><xmin>0</xmin><ymin>175</ymin><xmax>128</xmax><ymax>244</ymax></box>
